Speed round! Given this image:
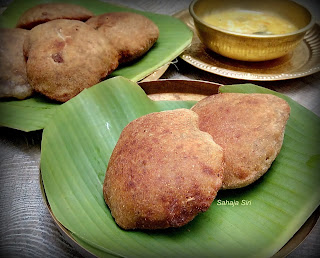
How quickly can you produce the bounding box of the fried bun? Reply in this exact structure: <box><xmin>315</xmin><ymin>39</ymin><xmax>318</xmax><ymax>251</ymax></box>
<box><xmin>86</xmin><ymin>12</ymin><xmax>159</xmax><ymax>63</ymax></box>
<box><xmin>0</xmin><ymin>28</ymin><xmax>33</xmax><ymax>99</ymax></box>
<box><xmin>24</xmin><ymin>19</ymin><xmax>119</xmax><ymax>102</ymax></box>
<box><xmin>103</xmin><ymin>109</ymin><xmax>224</xmax><ymax>230</ymax></box>
<box><xmin>192</xmin><ymin>93</ymin><xmax>290</xmax><ymax>189</ymax></box>
<box><xmin>16</xmin><ymin>3</ymin><xmax>93</xmax><ymax>29</ymax></box>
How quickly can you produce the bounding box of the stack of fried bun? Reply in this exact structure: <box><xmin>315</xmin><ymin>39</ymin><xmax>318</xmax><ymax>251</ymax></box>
<box><xmin>0</xmin><ymin>3</ymin><xmax>159</xmax><ymax>102</ymax></box>
<box><xmin>104</xmin><ymin>92</ymin><xmax>291</xmax><ymax>230</ymax></box>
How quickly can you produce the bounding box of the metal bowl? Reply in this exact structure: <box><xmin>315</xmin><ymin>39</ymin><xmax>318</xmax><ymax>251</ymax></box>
<box><xmin>189</xmin><ymin>0</ymin><xmax>314</xmax><ymax>61</ymax></box>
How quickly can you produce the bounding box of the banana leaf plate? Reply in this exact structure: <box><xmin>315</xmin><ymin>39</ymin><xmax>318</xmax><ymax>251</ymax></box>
<box><xmin>40</xmin><ymin>76</ymin><xmax>320</xmax><ymax>257</ymax></box>
<box><xmin>0</xmin><ymin>0</ymin><xmax>192</xmax><ymax>132</ymax></box>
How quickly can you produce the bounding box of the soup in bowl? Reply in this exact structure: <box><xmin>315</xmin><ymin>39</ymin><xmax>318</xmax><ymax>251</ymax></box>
<box><xmin>189</xmin><ymin>0</ymin><xmax>314</xmax><ymax>61</ymax></box>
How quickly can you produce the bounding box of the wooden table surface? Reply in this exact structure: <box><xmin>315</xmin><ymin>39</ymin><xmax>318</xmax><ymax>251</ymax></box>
<box><xmin>0</xmin><ymin>0</ymin><xmax>319</xmax><ymax>257</ymax></box>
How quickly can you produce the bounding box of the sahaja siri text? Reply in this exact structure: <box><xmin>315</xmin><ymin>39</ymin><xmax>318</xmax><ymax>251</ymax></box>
<box><xmin>216</xmin><ymin>199</ymin><xmax>252</xmax><ymax>207</ymax></box>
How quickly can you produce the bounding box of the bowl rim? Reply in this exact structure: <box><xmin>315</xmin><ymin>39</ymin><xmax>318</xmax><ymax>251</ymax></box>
<box><xmin>189</xmin><ymin>0</ymin><xmax>316</xmax><ymax>38</ymax></box>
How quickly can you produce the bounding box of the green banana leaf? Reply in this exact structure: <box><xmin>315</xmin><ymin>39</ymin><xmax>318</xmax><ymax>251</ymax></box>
<box><xmin>41</xmin><ymin>76</ymin><xmax>320</xmax><ymax>257</ymax></box>
<box><xmin>0</xmin><ymin>0</ymin><xmax>192</xmax><ymax>132</ymax></box>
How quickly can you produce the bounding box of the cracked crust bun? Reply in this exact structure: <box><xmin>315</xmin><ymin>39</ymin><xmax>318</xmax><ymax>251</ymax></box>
<box><xmin>103</xmin><ymin>109</ymin><xmax>224</xmax><ymax>230</ymax></box>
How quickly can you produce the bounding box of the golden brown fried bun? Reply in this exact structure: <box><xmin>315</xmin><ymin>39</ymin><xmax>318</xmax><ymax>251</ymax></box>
<box><xmin>16</xmin><ymin>3</ymin><xmax>93</xmax><ymax>29</ymax></box>
<box><xmin>0</xmin><ymin>28</ymin><xmax>33</xmax><ymax>99</ymax></box>
<box><xmin>24</xmin><ymin>19</ymin><xmax>119</xmax><ymax>102</ymax></box>
<box><xmin>191</xmin><ymin>93</ymin><xmax>290</xmax><ymax>189</ymax></box>
<box><xmin>86</xmin><ymin>12</ymin><xmax>159</xmax><ymax>63</ymax></box>
<box><xmin>104</xmin><ymin>109</ymin><xmax>224</xmax><ymax>230</ymax></box>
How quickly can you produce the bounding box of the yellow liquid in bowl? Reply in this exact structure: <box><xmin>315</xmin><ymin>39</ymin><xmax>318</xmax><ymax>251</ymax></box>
<box><xmin>202</xmin><ymin>9</ymin><xmax>298</xmax><ymax>35</ymax></box>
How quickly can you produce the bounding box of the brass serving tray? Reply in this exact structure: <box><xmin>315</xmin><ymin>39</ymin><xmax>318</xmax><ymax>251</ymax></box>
<box><xmin>174</xmin><ymin>9</ymin><xmax>320</xmax><ymax>81</ymax></box>
<box><xmin>40</xmin><ymin>79</ymin><xmax>319</xmax><ymax>257</ymax></box>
